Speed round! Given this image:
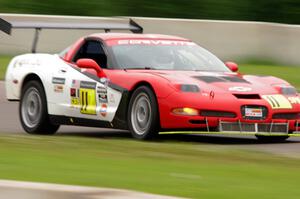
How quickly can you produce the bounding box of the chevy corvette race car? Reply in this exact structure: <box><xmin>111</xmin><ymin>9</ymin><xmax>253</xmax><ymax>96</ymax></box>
<box><xmin>1</xmin><ymin>18</ymin><xmax>300</xmax><ymax>140</ymax></box>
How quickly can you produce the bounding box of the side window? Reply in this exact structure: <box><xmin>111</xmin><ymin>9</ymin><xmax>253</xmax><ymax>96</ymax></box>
<box><xmin>73</xmin><ymin>40</ymin><xmax>107</xmax><ymax>68</ymax></box>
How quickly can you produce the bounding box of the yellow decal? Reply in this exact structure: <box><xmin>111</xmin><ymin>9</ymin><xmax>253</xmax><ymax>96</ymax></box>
<box><xmin>71</xmin><ymin>97</ymin><xmax>80</xmax><ymax>107</ymax></box>
<box><xmin>262</xmin><ymin>95</ymin><xmax>292</xmax><ymax>109</ymax></box>
<box><xmin>80</xmin><ymin>88</ymin><xmax>97</xmax><ymax>115</ymax></box>
<box><xmin>288</xmin><ymin>96</ymin><xmax>300</xmax><ymax>104</ymax></box>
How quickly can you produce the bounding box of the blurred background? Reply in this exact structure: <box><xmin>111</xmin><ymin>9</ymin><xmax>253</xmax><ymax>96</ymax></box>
<box><xmin>1</xmin><ymin>0</ymin><xmax>300</xmax><ymax>66</ymax></box>
<box><xmin>0</xmin><ymin>1</ymin><xmax>300</xmax><ymax>199</ymax></box>
<box><xmin>0</xmin><ymin>0</ymin><xmax>300</xmax><ymax>24</ymax></box>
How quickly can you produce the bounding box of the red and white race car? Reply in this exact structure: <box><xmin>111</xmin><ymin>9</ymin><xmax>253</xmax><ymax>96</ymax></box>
<box><xmin>1</xmin><ymin>18</ymin><xmax>300</xmax><ymax>140</ymax></box>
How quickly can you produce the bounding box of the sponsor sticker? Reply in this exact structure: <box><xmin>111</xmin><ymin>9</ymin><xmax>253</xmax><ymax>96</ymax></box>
<box><xmin>80</xmin><ymin>81</ymin><xmax>96</xmax><ymax>89</ymax></box>
<box><xmin>54</xmin><ymin>85</ymin><xmax>64</xmax><ymax>93</ymax></box>
<box><xmin>97</xmin><ymin>85</ymin><xmax>107</xmax><ymax>103</ymax></box>
<box><xmin>14</xmin><ymin>59</ymin><xmax>41</xmax><ymax>67</ymax></box>
<box><xmin>70</xmin><ymin>88</ymin><xmax>77</xmax><ymax>97</ymax></box>
<box><xmin>245</xmin><ymin>108</ymin><xmax>263</xmax><ymax>117</ymax></box>
<box><xmin>71</xmin><ymin>97</ymin><xmax>80</xmax><ymax>107</ymax></box>
<box><xmin>262</xmin><ymin>94</ymin><xmax>292</xmax><ymax>109</ymax></box>
<box><xmin>71</xmin><ymin>80</ymin><xmax>80</xmax><ymax>88</ymax></box>
<box><xmin>52</xmin><ymin>77</ymin><xmax>65</xmax><ymax>85</ymax></box>
<box><xmin>100</xmin><ymin>104</ymin><xmax>107</xmax><ymax>117</ymax></box>
<box><xmin>98</xmin><ymin>93</ymin><xmax>107</xmax><ymax>103</ymax></box>
<box><xmin>70</xmin><ymin>87</ymin><xmax>80</xmax><ymax>107</ymax></box>
<box><xmin>96</xmin><ymin>85</ymin><xmax>106</xmax><ymax>93</ymax></box>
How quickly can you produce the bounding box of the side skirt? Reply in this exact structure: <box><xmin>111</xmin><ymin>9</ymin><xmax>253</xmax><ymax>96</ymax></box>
<box><xmin>49</xmin><ymin>115</ymin><xmax>122</xmax><ymax>129</ymax></box>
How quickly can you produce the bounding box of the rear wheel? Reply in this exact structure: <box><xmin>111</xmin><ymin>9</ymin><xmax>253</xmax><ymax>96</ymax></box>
<box><xmin>256</xmin><ymin>135</ymin><xmax>289</xmax><ymax>142</ymax></box>
<box><xmin>128</xmin><ymin>86</ymin><xmax>159</xmax><ymax>140</ymax></box>
<box><xmin>19</xmin><ymin>80</ymin><xmax>60</xmax><ymax>135</ymax></box>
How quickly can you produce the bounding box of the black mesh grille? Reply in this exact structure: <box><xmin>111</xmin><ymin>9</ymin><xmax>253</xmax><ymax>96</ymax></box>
<box><xmin>273</xmin><ymin>113</ymin><xmax>299</xmax><ymax>120</ymax></box>
<box><xmin>219</xmin><ymin>122</ymin><xmax>289</xmax><ymax>133</ymax></box>
<box><xmin>200</xmin><ymin>110</ymin><xmax>236</xmax><ymax>118</ymax></box>
<box><xmin>189</xmin><ymin>120</ymin><xmax>207</xmax><ymax>124</ymax></box>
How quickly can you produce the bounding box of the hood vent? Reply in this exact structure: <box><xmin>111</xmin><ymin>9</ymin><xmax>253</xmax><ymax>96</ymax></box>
<box><xmin>222</xmin><ymin>76</ymin><xmax>249</xmax><ymax>83</ymax></box>
<box><xmin>233</xmin><ymin>94</ymin><xmax>261</xmax><ymax>99</ymax></box>
<box><xmin>194</xmin><ymin>76</ymin><xmax>249</xmax><ymax>83</ymax></box>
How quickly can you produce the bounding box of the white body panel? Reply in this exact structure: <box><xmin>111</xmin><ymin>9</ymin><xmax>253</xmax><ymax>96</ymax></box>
<box><xmin>5</xmin><ymin>54</ymin><xmax>122</xmax><ymax>122</ymax></box>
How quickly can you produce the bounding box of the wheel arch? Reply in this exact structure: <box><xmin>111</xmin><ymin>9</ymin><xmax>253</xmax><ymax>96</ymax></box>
<box><xmin>20</xmin><ymin>73</ymin><xmax>45</xmax><ymax>97</ymax></box>
<box><xmin>112</xmin><ymin>80</ymin><xmax>161</xmax><ymax>130</ymax></box>
<box><xmin>130</xmin><ymin>81</ymin><xmax>156</xmax><ymax>96</ymax></box>
<box><xmin>21</xmin><ymin>73</ymin><xmax>43</xmax><ymax>89</ymax></box>
<box><xmin>129</xmin><ymin>81</ymin><xmax>161</xmax><ymax>128</ymax></box>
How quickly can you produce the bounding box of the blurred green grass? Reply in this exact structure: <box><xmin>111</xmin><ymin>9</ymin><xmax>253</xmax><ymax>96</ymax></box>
<box><xmin>0</xmin><ymin>56</ymin><xmax>11</xmax><ymax>80</ymax></box>
<box><xmin>1</xmin><ymin>134</ymin><xmax>300</xmax><ymax>199</ymax></box>
<box><xmin>239</xmin><ymin>64</ymin><xmax>300</xmax><ymax>90</ymax></box>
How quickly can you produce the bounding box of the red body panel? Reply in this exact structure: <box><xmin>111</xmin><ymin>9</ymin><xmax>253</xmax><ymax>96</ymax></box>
<box><xmin>106</xmin><ymin>69</ymin><xmax>300</xmax><ymax>131</ymax></box>
<box><xmin>64</xmin><ymin>33</ymin><xmax>300</xmax><ymax>132</ymax></box>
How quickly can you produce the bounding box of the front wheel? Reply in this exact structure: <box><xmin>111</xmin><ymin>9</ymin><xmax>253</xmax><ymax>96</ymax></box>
<box><xmin>19</xmin><ymin>80</ymin><xmax>60</xmax><ymax>135</ymax></box>
<box><xmin>128</xmin><ymin>86</ymin><xmax>159</xmax><ymax>140</ymax></box>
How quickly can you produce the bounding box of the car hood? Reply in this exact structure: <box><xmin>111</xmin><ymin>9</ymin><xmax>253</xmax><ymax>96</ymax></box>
<box><xmin>127</xmin><ymin>70</ymin><xmax>286</xmax><ymax>95</ymax></box>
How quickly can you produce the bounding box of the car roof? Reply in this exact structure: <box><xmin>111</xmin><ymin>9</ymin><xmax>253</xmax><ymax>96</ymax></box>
<box><xmin>88</xmin><ymin>33</ymin><xmax>190</xmax><ymax>41</ymax></box>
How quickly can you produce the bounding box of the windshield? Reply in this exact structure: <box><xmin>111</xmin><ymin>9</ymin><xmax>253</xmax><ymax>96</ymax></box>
<box><xmin>110</xmin><ymin>40</ymin><xmax>229</xmax><ymax>72</ymax></box>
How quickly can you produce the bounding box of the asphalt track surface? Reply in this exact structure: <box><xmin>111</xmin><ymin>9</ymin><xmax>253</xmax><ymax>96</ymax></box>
<box><xmin>1</xmin><ymin>81</ymin><xmax>300</xmax><ymax>157</ymax></box>
<box><xmin>1</xmin><ymin>81</ymin><xmax>300</xmax><ymax>198</ymax></box>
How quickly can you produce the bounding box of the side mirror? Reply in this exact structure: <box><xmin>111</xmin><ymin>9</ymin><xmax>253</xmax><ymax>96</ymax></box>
<box><xmin>76</xmin><ymin>58</ymin><xmax>104</xmax><ymax>77</ymax></box>
<box><xmin>225</xmin><ymin>62</ymin><xmax>238</xmax><ymax>72</ymax></box>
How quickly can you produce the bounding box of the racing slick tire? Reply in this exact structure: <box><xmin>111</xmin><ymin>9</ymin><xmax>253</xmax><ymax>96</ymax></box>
<box><xmin>19</xmin><ymin>80</ymin><xmax>60</xmax><ymax>135</ymax></box>
<box><xmin>128</xmin><ymin>86</ymin><xmax>159</xmax><ymax>140</ymax></box>
<box><xmin>255</xmin><ymin>135</ymin><xmax>289</xmax><ymax>142</ymax></box>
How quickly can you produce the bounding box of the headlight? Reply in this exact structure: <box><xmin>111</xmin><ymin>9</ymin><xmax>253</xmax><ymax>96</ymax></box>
<box><xmin>176</xmin><ymin>84</ymin><xmax>200</xmax><ymax>92</ymax></box>
<box><xmin>172</xmin><ymin>108</ymin><xmax>199</xmax><ymax>116</ymax></box>
<box><xmin>273</xmin><ymin>84</ymin><xmax>297</xmax><ymax>95</ymax></box>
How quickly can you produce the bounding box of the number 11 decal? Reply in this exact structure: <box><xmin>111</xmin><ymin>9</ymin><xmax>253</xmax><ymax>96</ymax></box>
<box><xmin>80</xmin><ymin>88</ymin><xmax>97</xmax><ymax>115</ymax></box>
<box><xmin>79</xmin><ymin>81</ymin><xmax>97</xmax><ymax>115</ymax></box>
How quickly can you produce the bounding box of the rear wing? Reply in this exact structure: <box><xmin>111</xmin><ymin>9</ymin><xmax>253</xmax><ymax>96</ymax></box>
<box><xmin>0</xmin><ymin>18</ymin><xmax>143</xmax><ymax>53</ymax></box>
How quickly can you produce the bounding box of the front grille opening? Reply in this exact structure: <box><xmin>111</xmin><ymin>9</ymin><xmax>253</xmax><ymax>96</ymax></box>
<box><xmin>233</xmin><ymin>94</ymin><xmax>261</xmax><ymax>99</ymax></box>
<box><xmin>273</xmin><ymin>113</ymin><xmax>299</xmax><ymax>120</ymax></box>
<box><xmin>189</xmin><ymin>120</ymin><xmax>207</xmax><ymax>124</ymax></box>
<box><xmin>200</xmin><ymin>110</ymin><xmax>236</xmax><ymax>118</ymax></box>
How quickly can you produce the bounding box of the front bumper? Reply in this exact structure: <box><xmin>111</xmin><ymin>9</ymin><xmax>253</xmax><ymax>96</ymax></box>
<box><xmin>158</xmin><ymin>91</ymin><xmax>300</xmax><ymax>134</ymax></box>
<box><xmin>160</xmin><ymin>121</ymin><xmax>300</xmax><ymax>136</ymax></box>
